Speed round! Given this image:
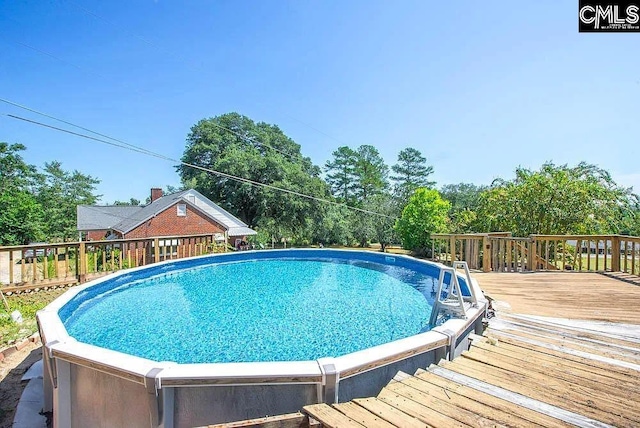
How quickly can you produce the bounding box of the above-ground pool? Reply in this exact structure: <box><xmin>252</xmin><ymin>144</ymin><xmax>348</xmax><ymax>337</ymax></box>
<box><xmin>38</xmin><ymin>249</ymin><xmax>487</xmax><ymax>427</ymax></box>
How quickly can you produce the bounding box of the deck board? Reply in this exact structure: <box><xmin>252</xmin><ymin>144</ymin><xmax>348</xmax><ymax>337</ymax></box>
<box><xmin>377</xmin><ymin>388</ymin><xmax>471</xmax><ymax>428</ymax></box>
<box><xmin>383</xmin><ymin>380</ymin><xmax>509</xmax><ymax>428</ymax></box>
<box><xmin>463</xmin><ymin>345</ymin><xmax>640</xmax><ymax>398</ymax></box>
<box><xmin>480</xmin><ymin>331</ymin><xmax>640</xmax><ymax>378</ymax></box>
<box><xmin>351</xmin><ymin>398</ymin><xmax>428</xmax><ymax>428</ymax></box>
<box><xmin>302</xmin><ymin>404</ymin><xmax>365</xmax><ymax>428</ymax></box>
<box><xmin>413</xmin><ymin>369</ymin><xmax>573</xmax><ymax>428</ymax></box>
<box><xmin>331</xmin><ymin>402</ymin><xmax>396</xmax><ymax>428</ymax></box>
<box><xmin>470</xmin><ymin>339</ymin><xmax>640</xmax><ymax>389</ymax></box>
<box><xmin>441</xmin><ymin>356</ymin><xmax>639</xmax><ymax>425</ymax></box>
<box><xmin>474</xmin><ymin>272</ymin><xmax>640</xmax><ymax>324</ymax></box>
<box><xmin>389</xmin><ymin>374</ymin><xmax>525</xmax><ymax>427</ymax></box>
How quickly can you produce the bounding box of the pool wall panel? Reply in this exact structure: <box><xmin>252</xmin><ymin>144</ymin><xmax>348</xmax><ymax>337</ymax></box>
<box><xmin>336</xmin><ymin>347</ymin><xmax>444</xmax><ymax>401</ymax></box>
<box><xmin>172</xmin><ymin>384</ymin><xmax>319</xmax><ymax>426</ymax></box>
<box><xmin>69</xmin><ymin>364</ymin><xmax>151</xmax><ymax>427</ymax></box>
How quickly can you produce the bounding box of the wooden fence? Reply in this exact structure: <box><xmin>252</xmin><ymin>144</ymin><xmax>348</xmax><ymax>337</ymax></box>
<box><xmin>0</xmin><ymin>234</ymin><xmax>222</xmax><ymax>293</ymax></box>
<box><xmin>431</xmin><ymin>233</ymin><xmax>640</xmax><ymax>275</ymax></box>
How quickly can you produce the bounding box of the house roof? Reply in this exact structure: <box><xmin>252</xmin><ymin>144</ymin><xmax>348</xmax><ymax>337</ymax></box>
<box><xmin>76</xmin><ymin>205</ymin><xmax>144</xmax><ymax>231</ymax></box>
<box><xmin>77</xmin><ymin>189</ymin><xmax>256</xmax><ymax>236</ymax></box>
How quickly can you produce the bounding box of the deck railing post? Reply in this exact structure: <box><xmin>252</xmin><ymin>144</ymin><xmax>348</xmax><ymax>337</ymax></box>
<box><xmin>527</xmin><ymin>236</ymin><xmax>536</xmax><ymax>272</ymax></box>
<box><xmin>78</xmin><ymin>242</ymin><xmax>86</xmax><ymax>283</ymax></box>
<box><xmin>449</xmin><ymin>236</ymin><xmax>456</xmax><ymax>264</ymax></box>
<box><xmin>611</xmin><ymin>235</ymin><xmax>620</xmax><ymax>272</ymax></box>
<box><xmin>482</xmin><ymin>235</ymin><xmax>491</xmax><ymax>272</ymax></box>
<box><xmin>154</xmin><ymin>238</ymin><xmax>160</xmax><ymax>263</ymax></box>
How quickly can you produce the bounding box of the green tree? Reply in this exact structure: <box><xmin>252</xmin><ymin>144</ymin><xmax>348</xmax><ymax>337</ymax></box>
<box><xmin>621</xmin><ymin>194</ymin><xmax>640</xmax><ymax>236</ymax></box>
<box><xmin>0</xmin><ymin>191</ymin><xmax>44</xmax><ymax>245</ymax></box>
<box><xmin>325</xmin><ymin>146</ymin><xmax>358</xmax><ymax>203</ymax></box>
<box><xmin>395</xmin><ymin>188</ymin><xmax>450</xmax><ymax>255</ymax></box>
<box><xmin>476</xmin><ymin>162</ymin><xmax>634</xmax><ymax>236</ymax></box>
<box><xmin>365</xmin><ymin>193</ymin><xmax>399</xmax><ymax>251</ymax></box>
<box><xmin>440</xmin><ymin>183</ymin><xmax>486</xmax><ymax>233</ymax></box>
<box><xmin>354</xmin><ymin>145</ymin><xmax>388</xmax><ymax>203</ymax></box>
<box><xmin>391</xmin><ymin>148</ymin><xmax>435</xmax><ymax>202</ymax></box>
<box><xmin>0</xmin><ymin>143</ymin><xmax>43</xmax><ymax>245</ymax></box>
<box><xmin>0</xmin><ymin>142</ymin><xmax>39</xmax><ymax>193</ymax></box>
<box><xmin>113</xmin><ymin>198</ymin><xmax>141</xmax><ymax>206</ymax></box>
<box><xmin>178</xmin><ymin>113</ymin><xmax>329</xmax><ymax>238</ymax></box>
<box><xmin>37</xmin><ymin>162</ymin><xmax>100</xmax><ymax>241</ymax></box>
<box><xmin>308</xmin><ymin>204</ymin><xmax>354</xmax><ymax>246</ymax></box>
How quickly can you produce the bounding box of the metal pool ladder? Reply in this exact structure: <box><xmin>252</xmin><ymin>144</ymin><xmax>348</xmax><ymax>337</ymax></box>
<box><xmin>429</xmin><ymin>261</ymin><xmax>476</xmax><ymax>326</ymax></box>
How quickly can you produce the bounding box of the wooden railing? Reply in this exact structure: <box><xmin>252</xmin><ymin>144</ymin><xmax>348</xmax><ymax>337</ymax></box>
<box><xmin>431</xmin><ymin>233</ymin><xmax>640</xmax><ymax>275</ymax></box>
<box><xmin>0</xmin><ymin>234</ymin><xmax>223</xmax><ymax>292</ymax></box>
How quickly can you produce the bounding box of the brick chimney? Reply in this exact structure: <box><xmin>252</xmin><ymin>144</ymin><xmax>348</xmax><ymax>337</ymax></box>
<box><xmin>150</xmin><ymin>188</ymin><xmax>163</xmax><ymax>202</ymax></box>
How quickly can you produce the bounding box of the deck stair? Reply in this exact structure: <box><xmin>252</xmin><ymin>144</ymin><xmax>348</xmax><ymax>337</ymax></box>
<box><xmin>213</xmin><ymin>314</ymin><xmax>640</xmax><ymax>427</ymax></box>
<box><xmin>299</xmin><ymin>317</ymin><xmax>640</xmax><ymax>428</ymax></box>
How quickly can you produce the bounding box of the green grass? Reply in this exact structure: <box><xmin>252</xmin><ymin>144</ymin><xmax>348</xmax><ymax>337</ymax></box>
<box><xmin>550</xmin><ymin>254</ymin><xmax>640</xmax><ymax>272</ymax></box>
<box><xmin>0</xmin><ymin>288</ymin><xmax>67</xmax><ymax>348</ymax></box>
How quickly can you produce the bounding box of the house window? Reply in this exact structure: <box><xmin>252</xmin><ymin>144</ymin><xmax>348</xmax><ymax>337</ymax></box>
<box><xmin>177</xmin><ymin>203</ymin><xmax>187</xmax><ymax>216</ymax></box>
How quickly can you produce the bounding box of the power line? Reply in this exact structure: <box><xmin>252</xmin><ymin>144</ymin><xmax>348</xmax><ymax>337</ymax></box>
<box><xmin>5</xmin><ymin>7</ymin><xmax>348</xmax><ymax>158</ymax></box>
<box><xmin>208</xmin><ymin>122</ymin><xmax>298</xmax><ymax>160</ymax></box>
<box><xmin>0</xmin><ymin>98</ymin><xmax>159</xmax><ymax>158</ymax></box>
<box><xmin>5</xmin><ymin>111</ymin><xmax>395</xmax><ymax>219</ymax></box>
<box><xmin>0</xmin><ymin>97</ymin><xmax>297</xmax><ymax>161</ymax></box>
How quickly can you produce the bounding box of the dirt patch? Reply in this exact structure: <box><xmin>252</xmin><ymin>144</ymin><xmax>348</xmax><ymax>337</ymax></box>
<box><xmin>0</xmin><ymin>342</ymin><xmax>41</xmax><ymax>428</ymax></box>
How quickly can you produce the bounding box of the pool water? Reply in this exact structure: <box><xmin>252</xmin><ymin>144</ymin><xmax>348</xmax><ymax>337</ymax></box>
<box><xmin>62</xmin><ymin>257</ymin><xmax>435</xmax><ymax>363</ymax></box>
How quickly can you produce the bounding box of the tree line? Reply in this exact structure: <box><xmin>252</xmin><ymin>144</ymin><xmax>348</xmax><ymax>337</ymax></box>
<box><xmin>2</xmin><ymin>112</ymin><xmax>638</xmax><ymax>251</ymax></box>
<box><xmin>179</xmin><ymin>113</ymin><xmax>640</xmax><ymax>253</ymax></box>
<box><xmin>0</xmin><ymin>142</ymin><xmax>100</xmax><ymax>245</ymax></box>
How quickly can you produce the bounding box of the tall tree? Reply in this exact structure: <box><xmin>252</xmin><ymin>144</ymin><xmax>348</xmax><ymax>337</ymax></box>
<box><xmin>324</xmin><ymin>146</ymin><xmax>358</xmax><ymax>203</ymax></box>
<box><xmin>440</xmin><ymin>183</ymin><xmax>486</xmax><ymax>233</ymax></box>
<box><xmin>395</xmin><ymin>188</ymin><xmax>450</xmax><ymax>255</ymax></box>
<box><xmin>391</xmin><ymin>148</ymin><xmax>435</xmax><ymax>201</ymax></box>
<box><xmin>475</xmin><ymin>162</ymin><xmax>634</xmax><ymax>236</ymax></box>
<box><xmin>308</xmin><ymin>204</ymin><xmax>354</xmax><ymax>246</ymax></box>
<box><xmin>37</xmin><ymin>161</ymin><xmax>100</xmax><ymax>241</ymax></box>
<box><xmin>0</xmin><ymin>142</ymin><xmax>39</xmax><ymax>193</ymax></box>
<box><xmin>0</xmin><ymin>143</ymin><xmax>43</xmax><ymax>245</ymax></box>
<box><xmin>0</xmin><ymin>189</ymin><xmax>44</xmax><ymax>245</ymax></box>
<box><xmin>354</xmin><ymin>145</ymin><xmax>388</xmax><ymax>203</ymax></box>
<box><xmin>364</xmin><ymin>193</ymin><xmax>399</xmax><ymax>251</ymax></box>
<box><xmin>178</xmin><ymin>113</ymin><xmax>329</xmax><ymax>236</ymax></box>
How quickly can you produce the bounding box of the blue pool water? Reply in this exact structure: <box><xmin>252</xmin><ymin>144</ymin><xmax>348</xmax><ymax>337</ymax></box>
<box><xmin>60</xmin><ymin>251</ymin><xmax>448</xmax><ymax>363</ymax></box>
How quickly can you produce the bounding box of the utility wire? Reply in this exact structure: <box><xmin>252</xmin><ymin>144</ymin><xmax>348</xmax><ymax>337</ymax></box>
<box><xmin>0</xmin><ymin>98</ymin><xmax>159</xmax><ymax>157</ymax></box>
<box><xmin>208</xmin><ymin>122</ymin><xmax>297</xmax><ymax>160</ymax></box>
<box><xmin>0</xmin><ymin>97</ymin><xmax>294</xmax><ymax>162</ymax></box>
<box><xmin>5</xmin><ymin>112</ymin><xmax>396</xmax><ymax>219</ymax></box>
<box><xmin>5</xmin><ymin>7</ymin><xmax>347</xmax><ymax>159</ymax></box>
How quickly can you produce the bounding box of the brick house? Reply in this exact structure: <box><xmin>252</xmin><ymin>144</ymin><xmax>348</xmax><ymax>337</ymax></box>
<box><xmin>77</xmin><ymin>188</ymin><xmax>256</xmax><ymax>246</ymax></box>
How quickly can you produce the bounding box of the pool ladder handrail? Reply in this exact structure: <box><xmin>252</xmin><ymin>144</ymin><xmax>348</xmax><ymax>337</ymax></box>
<box><xmin>452</xmin><ymin>261</ymin><xmax>478</xmax><ymax>307</ymax></box>
<box><xmin>429</xmin><ymin>265</ymin><xmax>467</xmax><ymax>327</ymax></box>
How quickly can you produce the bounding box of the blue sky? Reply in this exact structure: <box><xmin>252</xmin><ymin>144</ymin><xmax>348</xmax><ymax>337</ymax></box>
<box><xmin>1</xmin><ymin>1</ymin><xmax>638</xmax><ymax>204</ymax></box>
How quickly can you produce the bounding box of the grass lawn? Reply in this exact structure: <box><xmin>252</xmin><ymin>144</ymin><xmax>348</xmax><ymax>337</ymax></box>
<box><xmin>0</xmin><ymin>289</ymin><xmax>67</xmax><ymax>348</ymax></box>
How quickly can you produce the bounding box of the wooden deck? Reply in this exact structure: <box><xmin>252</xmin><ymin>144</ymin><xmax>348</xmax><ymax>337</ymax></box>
<box><xmin>473</xmin><ymin>272</ymin><xmax>640</xmax><ymax>324</ymax></box>
<box><xmin>211</xmin><ymin>272</ymin><xmax>640</xmax><ymax>428</ymax></box>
